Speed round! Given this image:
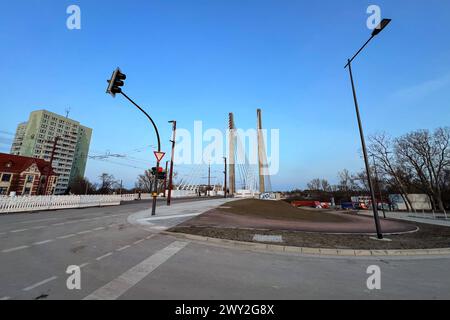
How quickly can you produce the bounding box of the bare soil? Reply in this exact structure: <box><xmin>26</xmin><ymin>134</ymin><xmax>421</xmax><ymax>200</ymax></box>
<box><xmin>169</xmin><ymin>199</ymin><xmax>450</xmax><ymax>250</ymax></box>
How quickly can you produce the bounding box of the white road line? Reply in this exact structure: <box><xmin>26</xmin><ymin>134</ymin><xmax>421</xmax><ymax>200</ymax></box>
<box><xmin>83</xmin><ymin>241</ymin><xmax>188</xmax><ymax>300</ymax></box>
<box><xmin>116</xmin><ymin>245</ymin><xmax>131</xmax><ymax>252</ymax></box>
<box><xmin>139</xmin><ymin>212</ymin><xmax>201</xmax><ymax>222</ymax></box>
<box><xmin>57</xmin><ymin>234</ymin><xmax>76</xmax><ymax>239</ymax></box>
<box><xmin>63</xmin><ymin>220</ymin><xmax>79</xmax><ymax>225</ymax></box>
<box><xmin>16</xmin><ymin>217</ymin><xmax>59</xmax><ymax>224</ymax></box>
<box><xmin>23</xmin><ymin>276</ymin><xmax>58</xmax><ymax>291</ymax></box>
<box><xmin>96</xmin><ymin>252</ymin><xmax>113</xmax><ymax>261</ymax></box>
<box><xmin>92</xmin><ymin>227</ymin><xmax>105</xmax><ymax>231</ymax></box>
<box><xmin>0</xmin><ymin>232</ymin><xmax>6</xmax><ymax>235</ymax></box>
<box><xmin>80</xmin><ymin>262</ymin><xmax>90</xmax><ymax>268</ymax></box>
<box><xmin>77</xmin><ymin>230</ymin><xmax>92</xmax><ymax>235</ymax></box>
<box><xmin>2</xmin><ymin>245</ymin><xmax>29</xmax><ymax>253</ymax></box>
<box><xmin>0</xmin><ymin>296</ymin><xmax>10</xmax><ymax>300</ymax></box>
<box><xmin>52</xmin><ymin>222</ymin><xmax>66</xmax><ymax>226</ymax></box>
<box><xmin>33</xmin><ymin>239</ymin><xmax>54</xmax><ymax>246</ymax></box>
<box><xmin>133</xmin><ymin>239</ymin><xmax>145</xmax><ymax>245</ymax></box>
<box><xmin>32</xmin><ymin>226</ymin><xmax>47</xmax><ymax>229</ymax></box>
<box><xmin>145</xmin><ymin>235</ymin><xmax>155</xmax><ymax>240</ymax></box>
<box><xmin>10</xmin><ymin>228</ymin><xmax>28</xmax><ymax>233</ymax></box>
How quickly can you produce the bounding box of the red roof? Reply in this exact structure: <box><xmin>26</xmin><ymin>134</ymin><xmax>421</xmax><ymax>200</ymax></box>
<box><xmin>0</xmin><ymin>153</ymin><xmax>57</xmax><ymax>176</ymax></box>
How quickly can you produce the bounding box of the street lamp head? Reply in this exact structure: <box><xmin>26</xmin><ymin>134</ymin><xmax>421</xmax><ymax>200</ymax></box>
<box><xmin>371</xmin><ymin>18</ymin><xmax>392</xmax><ymax>36</ymax></box>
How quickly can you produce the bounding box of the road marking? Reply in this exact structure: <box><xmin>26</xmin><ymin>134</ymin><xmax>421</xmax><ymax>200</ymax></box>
<box><xmin>96</xmin><ymin>252</ymin><xmax>113</xmax><ymax>261</ymax></box>
<box><xmin>33</xmin><ymin>239</ymin><xmax>54</xmax><ymax>246</ymax></box>
<box><xmin>116</xmin><ymin>245</ymin><xmax>131</xmax><ymax>252</ymax></box>
<box><xmin>77</xmin><ymin>230</ymin><xmax>92</xmax><ymax>235</ymax></box>
<box><xmin>80</xmin><ymin>262</ymin><xmax>90</xmax><ymax>268</ymax></box>
<box><xmin>0</xmin><ymin>296</ymin><xmax>10</xmax><ymax>300</ymax></box>
<box><xmin>133</xmin><ymin>239</ymin><xmax>145</xmax><ymax>245</ymax></box>
<box><xmin>83</xmin><ymin>241</ymin><xmax>188</xmax><ymax>300</ymax></box>
<box><xmin>2</xmin><ymin>245</ymin><xmax>29</xmax><ymax>253</ymax></box>
<box><xmin>92</xmin><ymin>227</ymin><xmax>105</xmax><ymax>231</ymax></box>
<box><xmin>52</xmin><ymin>222</ymin><xmax>66</xmax><ymax>226</ymax></box>
<box><xmin>10</xmin><ymin>228</ymin><xmax>28</xmax><ymax>233</ymax></box>
<box><xmin>32</xmin><ymin>226</ymin><xmax>47</xmax><ymax>229</ymax></box>
<box><xmin>23</xmin><ymin>276</ymin><xmax>58</xmax><ymax>291</ymax></box>
<box><xmin>16</xmin><ymin>217</ymin><xmax>59</xmax><ymax>224</ymax></box>
<box><xmin>139</xmin><ymin>212</ymin><xmax>201</xmax><ymax>222</ymax></box>
<box><xmin>0</xmin><ymin>232</ymin><xmax>6</xmax><ymax>235</ymax></box>
<box><xmin>57</xmin><ymin>233</ymin><xmax>76</xmax><ymax>239</ymax></box>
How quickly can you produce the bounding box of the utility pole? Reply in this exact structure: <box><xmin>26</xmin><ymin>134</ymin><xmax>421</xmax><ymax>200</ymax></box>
<box><xmin>208</xmin><ymin>162</ymin><xmax>211</xmax><ymax>196</ymax></box>
<box><xmin>49</xmin><ymin>136</ymin><xmax>61</xmax><ymax>168</ymax></box>
<box><xmin>167</xmin><ymin>120</ymin><xmax>177</xmax><ymax>206</ymax></box>
<box><xmin>223</xmin><ymin>157</ymin><xmax>227</xmax><ymax>198</ymax></box>
<box><xmin>163</xmin><ymin>160</ymin><xmax>168</xmax><ymax>197</ymax></box>
<box><xmin>119</xmin><ymin>179</ymin><xmax>123</xmax><ymax>195</ymax></box>
<box><xmin>257</xmin><ymin>109</ymin><xmax>265</xmax><ymax>193</ymax></box>
<box><xmin>43</xmin><ymin>136</ymin><xmax>61</xmax><ymax>195</ymax></box>
<box><xmin>228</xmin><ymin>113</ymin><xmax>236</xmax><ymax>195</ymax></box>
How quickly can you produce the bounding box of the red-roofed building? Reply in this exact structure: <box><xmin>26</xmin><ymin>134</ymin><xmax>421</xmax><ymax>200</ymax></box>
<box><xmin>0</xmin><ymin>153</ymin><xmax>58</xmax><ymax>196</ymax></box>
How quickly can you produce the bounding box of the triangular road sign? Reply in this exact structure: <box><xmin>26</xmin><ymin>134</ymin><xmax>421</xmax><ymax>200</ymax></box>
<box><xmin>153</xmin><ymin>151</ymin><xmax>166</xmax><ymax>162</ymax></box>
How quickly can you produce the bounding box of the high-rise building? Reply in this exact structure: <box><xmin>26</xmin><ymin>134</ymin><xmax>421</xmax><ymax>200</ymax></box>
<box><xmin>10</xmin><ymin>110</ymin><xmax>92</xmax><ymax>194</ymax></box>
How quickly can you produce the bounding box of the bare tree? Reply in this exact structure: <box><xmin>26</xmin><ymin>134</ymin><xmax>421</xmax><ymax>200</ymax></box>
<box><xmin>321</xmin><ymin>179</ymin><xmax>332</xmax><ymax>192</ymax></box>
<box><xmin>307</xmin><ymin>178</ymin><xmax>322</xmax><ymax>191</ymax></box>
<box><xmin>395</xmin><ymin>128</ymin><xmax>449</xmax><ymax>212</ymax></box>
<box><xmin>68</xmin><ymin>177</ymin><xmax>96</xmax><ymax>195</ymax></box>
<box><xmin>98</xmin><ymin>173</ymin><xmax>117</xmax><ymax>194</ymax></box>
<box><xmin>135</xmin><ymin>169</ymin><xmax>165</xmax><ymax>193</ymax></box>
<box><xmin>368</xmin><ymin>133</ymin><xmax>415</xmax><ymax>212</ymax></box>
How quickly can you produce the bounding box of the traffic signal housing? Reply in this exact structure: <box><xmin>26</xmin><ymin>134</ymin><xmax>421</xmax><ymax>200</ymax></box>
<box><xmin>151</xmin><ymin>167</ymin><xmax>166</xmax><ymax>180</ymax></box>
<box><xmin>106</xmin><ymin>68</ymin><xmax>126</xmax><ymax>97</ymax></box>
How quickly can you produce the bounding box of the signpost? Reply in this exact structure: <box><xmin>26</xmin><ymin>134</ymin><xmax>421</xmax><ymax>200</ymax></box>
<box><xmin>151</xmin><ymin>151</ymin><xmax>165</xmax><ymax>215</ymax></box>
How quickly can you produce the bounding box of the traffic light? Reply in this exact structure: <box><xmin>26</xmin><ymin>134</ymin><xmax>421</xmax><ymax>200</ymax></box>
<box><xmin>106</xmin><ymin>68</ymin><xmax>126</xmax><ymax>97</ymax></box>
<box><xmin>151</xmin><ymin>167</ymin><xmax>166</xmax><ymax>180</ymax></box>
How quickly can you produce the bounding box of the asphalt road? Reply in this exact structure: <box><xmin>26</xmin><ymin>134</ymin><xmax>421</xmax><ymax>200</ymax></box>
<box><xmin>0</xmin><ymin>197</ymin><xmax>449</xmax><ymax>300</ymax></box>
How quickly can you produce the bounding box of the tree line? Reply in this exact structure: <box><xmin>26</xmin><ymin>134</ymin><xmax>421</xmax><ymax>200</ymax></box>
<box><xmin>67</xmin><ymin>170</ymin><xmax>178</xmax><ymax>195</ymax></box>
<box><xmin>287</xmin><ymin>127</ymin><xmax>449</xmax><ymax>212</ymax></box>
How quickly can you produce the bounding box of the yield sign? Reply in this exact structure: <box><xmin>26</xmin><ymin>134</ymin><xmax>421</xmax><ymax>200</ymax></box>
<box><xmin>153</xmin><ymin>151</ymin><xmax>166</xmax><ymax>162</ymax></box>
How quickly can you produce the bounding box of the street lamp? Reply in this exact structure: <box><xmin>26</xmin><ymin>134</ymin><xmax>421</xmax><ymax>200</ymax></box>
<box><xmin>345</xmin><ymin>18</ymin><xmax>391</xmax><ymax>239</ymax></box>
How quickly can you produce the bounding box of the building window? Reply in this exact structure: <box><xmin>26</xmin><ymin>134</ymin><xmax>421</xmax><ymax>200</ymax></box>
<box><xmin>26</xmin><ymin>175</ymin><xmax>34</xmax><ymax>183</ymax></box>
<box><xmin>23</xmin><ymin>187</ymin><xmax>31</xmax><ymax>195</ymax></box>
<box><xmin>1</xmin><ymin>174</ymin><xmax>12</xmax><ymax>182</ymax></box>
<box><xmin>0</xmin><ymin>187</ymin><xmax>8</xmax><ymax>195</ymax></box>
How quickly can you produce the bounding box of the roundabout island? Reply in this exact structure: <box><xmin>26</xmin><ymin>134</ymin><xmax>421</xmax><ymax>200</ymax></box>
<box><xmin>169</xmin><ymin>199</ymin><xmax>450</xmax><ymax>251</ymax></box>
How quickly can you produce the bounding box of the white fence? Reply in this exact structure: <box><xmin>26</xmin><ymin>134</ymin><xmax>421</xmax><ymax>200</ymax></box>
<box><xmin>0</xmin><ymin>194</ymin><xmax>125</xmax><ymax>214</ymax></box>
<box><xmin>0</xmin><ymin>191</ymin><xmax>205</xmax><ymax>214</ymax></box>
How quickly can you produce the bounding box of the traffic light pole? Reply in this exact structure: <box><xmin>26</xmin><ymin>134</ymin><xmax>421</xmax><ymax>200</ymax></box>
<box><xmin>119</xmin><ymin>91</ymin><xmax>161</xmax><ymax>216</ymax></box>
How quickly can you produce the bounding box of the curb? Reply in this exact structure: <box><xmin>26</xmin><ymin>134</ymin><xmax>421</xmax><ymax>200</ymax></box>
<box><xmin>161</xmin><ymin>231</ymin><xmax>450</xmax><ymax>257</ymax></box>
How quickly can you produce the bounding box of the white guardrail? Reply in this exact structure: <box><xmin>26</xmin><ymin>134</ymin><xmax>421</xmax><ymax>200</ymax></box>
<box><xmin>0</xmin><ymin>193</ymin><xmax>152</xmax><ymax>214</ymax></box>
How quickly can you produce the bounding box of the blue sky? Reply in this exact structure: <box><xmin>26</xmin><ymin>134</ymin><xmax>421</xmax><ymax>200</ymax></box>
<box><xmin>1</xmin><ymin>0</ymin><xmax>449</xmax><ymax>190</ymax></box>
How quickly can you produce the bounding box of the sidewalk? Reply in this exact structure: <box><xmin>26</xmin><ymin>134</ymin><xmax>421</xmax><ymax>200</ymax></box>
<box><xmin>128</xmin><ymin>198</ymin><xmax>234</xmax><ymax>231</ymax></box>
<box><xmin>357</xmin><ymin>210</ymin><xmax>450</xmax><ymax>227</ymax></box>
